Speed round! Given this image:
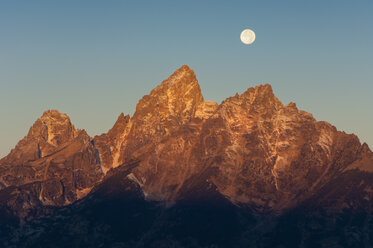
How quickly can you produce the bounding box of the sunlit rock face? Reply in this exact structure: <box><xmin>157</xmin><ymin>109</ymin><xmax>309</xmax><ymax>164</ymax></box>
<box><xmin>193</xmin><ymin>84</ymin><xmax>369</xmax><ymax>211</ymax></box>
<box><xmin>1</xmin><ymin>110</ymin><xmax>77</xmax><ymax>165</ymax></box>
<box><xmin>1</xmin><ymin>65</ymin><xmax>373</xmax><ymax>248</ymax></box>
<box><xmin>0</xmin><ymin>110</ymin><xmax>104</xmax><ymax>216</ymax></box>
<box><xmin>122</xmin><ymin>65</ymin><xmax>206</xmax><ymax>158</ymax></box>
<box><xmin>0</xmin><ymin>65</ymin><xmax>372</xmax><ymax>218</ymax></box>
<box><xmin>93</xmin><ymin>113</ymin><xmax>130</xmax><ymax>173</ymax></box>
<box><xmin>90</xmin><ymin>65</ymin><xmax>372</xmax><ymax>211</ymax></box>
<box><xmin>117</xmin><ymin>65</ymin><xmax>219</xmax><ymax>202</ymax></box>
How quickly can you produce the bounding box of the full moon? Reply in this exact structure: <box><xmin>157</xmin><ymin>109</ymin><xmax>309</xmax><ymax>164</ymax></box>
<box><xmin>240</xmin><ymin>29</ymin><xmax>256</xmax><ymax>45</ymax></box>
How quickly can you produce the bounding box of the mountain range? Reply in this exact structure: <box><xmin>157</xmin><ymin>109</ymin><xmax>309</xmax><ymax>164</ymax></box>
<box><xmin>1</xmin><ymin>65</ymin><xmax>373</xmax><ymax>248</ymax></box>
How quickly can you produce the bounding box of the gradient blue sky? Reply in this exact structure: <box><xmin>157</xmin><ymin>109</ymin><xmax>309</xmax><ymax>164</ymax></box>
<box><xmin>1</xmin><ymin>0</ymin><xmax>372</xmax><ymax>157</ymax></box>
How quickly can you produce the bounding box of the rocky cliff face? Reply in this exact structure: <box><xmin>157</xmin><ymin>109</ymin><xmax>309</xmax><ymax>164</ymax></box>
<box><xmin>1</xmin><ymin>65</ymin><xmax>373</xmax><ymax>247</ymax></box>
<box><xmin>191</xmin><ymin>84</ymin><xmax>370</xmax><ymax>211</ymax></box>
<box><xmin>0</xmin><ymin>110</ymin><xmax>104</xmax><ymax>218</ymax></box>
<box><xmin>0</xmin><ymin>65</ymin><xmax>372</xmax><ymax>218</ymax></box>
<box><xmin>87</xmin><ymin>65</ymin><xmax>372</xmax><ymax>212</ymax></box>
<box><xmin>119</xmin><ymin>65</ymin><xmax>218</xmax><ymax>202</ymax></box>
<box><xmin>93</xmin><ymin>113</ymin><xmax>130</xmax><ymax>173</ymax></box>
<box><xmin>1</xmin><ymin>110</ymin><xmax>76</xmax><ymax>165</ymax></box>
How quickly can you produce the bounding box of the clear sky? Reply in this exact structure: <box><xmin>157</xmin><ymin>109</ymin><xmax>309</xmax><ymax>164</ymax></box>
<box><xmin>1</xmin><ymin>0</ymin><xmax>372</xmax><ymax>157</ymax></box>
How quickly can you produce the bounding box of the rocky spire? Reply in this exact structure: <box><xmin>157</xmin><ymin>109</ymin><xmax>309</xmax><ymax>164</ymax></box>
<box><xmin>93</xmin><ymin>113</ymin><xmax>131</xmax><ymax>172</ymax></box>
<box><xmin>107</xmin><ymin>113</ymin><xmax>130</xmax><ymax>138</ymax></box>
<box><xmin>237</xmin><ymin>84</ymin><xmax>283</xmax><ymax>110</ymax></box>
<box><xmin>122</xmin><ymin>65</ymin><xmax>208</xmax><ymax>159</ymax></box>
<box><xmin>133</xmin><ymin>65</ymin><xmax>204</xmax><ymax>124</ymax></box>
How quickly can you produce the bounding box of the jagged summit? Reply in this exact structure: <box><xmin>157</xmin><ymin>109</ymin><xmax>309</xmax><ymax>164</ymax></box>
<box><xmin>134</xmin><ymin>65</ymin><xmax>204</xmax><ymax>121</ymax></box>
<box><xmin>29</xmin><ymin>109</ymin><xmax>76</xmax><ymax>144</ymax></box>
<box><xmin>146</xmin><ymin>65</ymin><xmax>200</xmax><ymax>101</ymax></box>
<box><xmin>0</xmin><ymin>65</ymin><xmax>372</xmax><ymax>222</ymax></box>
<box><xmin>234</xmin><ymin>84</ymin><xmax>283</xmax><ymax>110</ymax></box>
<box><xmin>116</xmin><ymin>112</ymin><xmax>127</xmax><ymax>123</ymax></box>
<box><xmin>243</xmin><ymin>83</ymin><xmax>275</xmax><ymax>98</ymax></box>
<box><xmin>159</xmin><ymin>64</ymin><xmax>197</xmax><ymax>87</ymax></box>
<box><xmin>286</xmin><ymin>102</ymin><xmax>298</xmax><ymax>109</ymax></box>
<box><xmin>40</xmin><ymin>109</ymin><xmax>69</xmax><ymax>119</ymax></box>
<box><xmin>107</xmin><ymin>113</ymin><xmax>130</xmax><ymax>137</ymax></box>
<box><xmin>1</xmin><ymin>66</ymin><xmax>373</xmax><ymax>248</ymax></box>
<box><xmin>93</xmin><ymin>113</ymin><xmax>131</xmax><ymax>172</ymax></box>
<box><xmin>0</xmin><ymin>109</ymin><xmax>103</xmax><ymax>208</ymax></box>
<box><xmin>0</xmin><ymin>110</ymin><xmax>77</xmax><ymax>165</ymax></box>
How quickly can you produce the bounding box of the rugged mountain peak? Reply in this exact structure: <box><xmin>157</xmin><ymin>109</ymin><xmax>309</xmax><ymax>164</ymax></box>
<box><xmin>239</xmin><ymin>84</ymin><xmax>283</xmax><ymax>110</ymax></box>
<box><xmin>117</xmin><ymin>112</ymin><xmax>129</xmax><ymax>122</ymax></box>
<box><xmin>124</xmin><ymin>65</ymin><xmax>205</xmax><ymax>158</ymax></box>
<box><xmin>107</xmin><ymin>113</ymin><xmax>130</xmax><ymax>138</ymax></box>
<box><xmin>240</xmin><ymin>83</ymin><xmax>272</xmax><ymax>97</ymax></box>
<box><xmin>93</xmin><ymin>113</ymin><xmax>131</xmax><ymax>172</ymax></box>
<box><xmin>160</xmin><ymin>64</ymin><xmax>197</xmax><ymax>87</ymax></box>
<box><xmin>28</xmin><ymin>109</ymin><xmax>76</xmax><ymax>146</ymax></box>
<box><xmin>1</xmin><ymin>110</ymin><xmax>78</xmax><ymax>164</ymax></box>
<box><xmin>0</xmin><ymin>110</ymin><xmax>104</xmax><ymax>210</ymax></box>
<box><xmin>1</xmin><ymin>67</ymin><xmax>373</xmax><ymax>247</ymax></box>
<box><xmin>41</xmin><ymin>109</ymin><xmax>70</xmax><ymax>120</ymax></box>
<box><xmin>133</xmin><ymin>65</ymin><xmax>204</xmax><ymax>124</ymax></box>
<box><xmin>362</xmin><ymin>142</ymin><xmax>372</xmax><ymax>153</ymax></box>
<box><xmin>286</xmin><ymin>102</ymin><xmax>298</xmax><ymax>110</ymax></box>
